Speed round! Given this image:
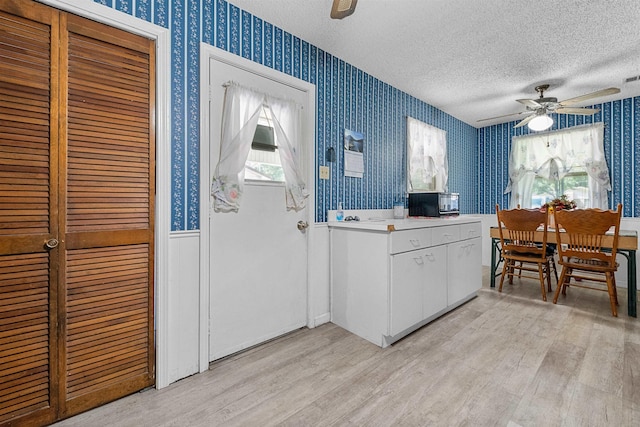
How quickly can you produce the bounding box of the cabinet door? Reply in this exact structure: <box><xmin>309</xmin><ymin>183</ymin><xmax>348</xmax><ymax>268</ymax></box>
<box><xmin>422</xmin><ymin>245</ymin><xmax>448</xmax><ymax>319</ymax></box>
<box><xmin>447</xmin><ymin>237</ymin><xmax>482</xmax><ymax>305</ymax></box>
<box><xmin>390</xmin><ymin>251</ymin><xmax>425</xmax><ymax>336</ymax></box>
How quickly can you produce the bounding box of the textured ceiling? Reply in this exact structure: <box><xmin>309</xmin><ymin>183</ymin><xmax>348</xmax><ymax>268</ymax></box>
<box><xmin>228</xmin><ymin>0</ymin><xmax>640</xmax><ymax>127</ymax></box>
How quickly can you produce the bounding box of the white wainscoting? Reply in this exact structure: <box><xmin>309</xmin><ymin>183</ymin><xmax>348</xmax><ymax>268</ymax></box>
<box><xmin>167</xmin><ymin>231</ymin><xmax>201</xmax><ymax>384</ymax></box>
<box><xmin>480</xmin><ymin>214</ymin><xmax>640</xmax><ymax>288</ymax></box>
<box><xmin>308</xmin><ymin>223</ymin><xmax>331</xmax><ymax>327</ymax></box>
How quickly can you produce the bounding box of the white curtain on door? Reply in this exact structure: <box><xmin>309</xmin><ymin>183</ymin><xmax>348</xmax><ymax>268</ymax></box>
<box><xmin>267</xmin><ymin>96</ymin><xmax>308</xmax><ymax>210</ymax></box>
<box><xmin>211</xmin><ymin>83</ymin><xmax>308</xmax><ymax>212</ymax></box>
<box><xmin>505</xmin><ymin>123</ymin><xmax>610</xmax><ymax>209</ymax></box>
<box><xmin>407</xmin><ymin>116</ymin><xmax>448</xmax><ymax>192</ymax></box>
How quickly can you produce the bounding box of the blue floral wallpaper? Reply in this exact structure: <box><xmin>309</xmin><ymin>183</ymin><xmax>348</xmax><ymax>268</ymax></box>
<box><xmin>479</xmin><ymin>96</ymin><xmax>640</xmax><ymax>217</ymax></box>
<box><xmin>94</xmin><ymin>0</ymin><xmax>479</xmax><ymax>229</ymax></box>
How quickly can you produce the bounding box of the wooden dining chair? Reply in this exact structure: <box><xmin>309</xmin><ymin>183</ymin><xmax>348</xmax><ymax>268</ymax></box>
<box><xmin>495</xmin><ymin>204</ymin><xmax>554</xmax><ymax>301</ymax></box>
<box><xmin>552</xmin><ymin>204</ymin><xmax>623</xmax><ymax>316</ymax></box>
<box><xmin>513</xmin><ymin>204</ymin><xmax>558</xmax><ymax>284</ymax></box>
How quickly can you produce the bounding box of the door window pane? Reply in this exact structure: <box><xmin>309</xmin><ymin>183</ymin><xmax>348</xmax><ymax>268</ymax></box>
<box><xmin>245</xmin><ymin>108</ymin><xmax>284</xmax><ymax>182</ymax></box>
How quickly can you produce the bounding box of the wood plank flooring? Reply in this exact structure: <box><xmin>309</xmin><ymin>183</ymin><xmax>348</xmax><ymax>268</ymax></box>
<box><xmin>54</xmin><ymin>268</ymin><xmax>640</xmax><ymax>426</ymax></box>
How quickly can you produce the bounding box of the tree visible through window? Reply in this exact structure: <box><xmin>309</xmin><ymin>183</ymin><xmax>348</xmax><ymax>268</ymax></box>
<box><xmin>531</xmin><ymin>171</ymin><xmax>589</xmax><ymax>208</ymax></box>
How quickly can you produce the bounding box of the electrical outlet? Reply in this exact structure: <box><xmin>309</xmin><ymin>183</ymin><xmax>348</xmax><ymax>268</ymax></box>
<box><xmin>319</xmin><ymin>165</ymin><xmax>330</xmax><ymax>180</ymax></box>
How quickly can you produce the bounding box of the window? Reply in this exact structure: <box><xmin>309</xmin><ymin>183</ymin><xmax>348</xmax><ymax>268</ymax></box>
<box><xmin>407</xmin><ymin>117</ymin><xmax>448</xmax><ymax>192</ymax></box>
<box><xmin>505</xmin><ymin>123</ymin><xmax>610</xmax><ymax>209</ymax></box>
<box><xmin>245</xmin><ymin>108</ymin><xmax>284</xmax><ymax>182</ymax></box>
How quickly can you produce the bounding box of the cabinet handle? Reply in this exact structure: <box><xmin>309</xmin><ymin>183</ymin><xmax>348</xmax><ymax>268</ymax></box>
<box><xmin>443</xmin><ymin>233</ymin><xmax>452</xmax><ymax>240</ymax></box>
<box><xmin>413</xmin><ymin>257</ymin><xmax>424</xmax><ymax>265</ymax></box>
<box><xmin>468</xmin><ymin>230</ymin><xmax>476</xmax><ymax>237</ymax></box>
<box><xmin>460</xmin><ymin>243</ymin><xmax>475</xmax><ymax>255</ymax></box>
<box><xmin>425</xmin><ymin>253</ymin><xmax>435</xmax><ymax>262</ymax></box>
<box><xmin>409</xmin><ymin>239</ymin><xmax>420</xmax><ymax>247</ymax></box>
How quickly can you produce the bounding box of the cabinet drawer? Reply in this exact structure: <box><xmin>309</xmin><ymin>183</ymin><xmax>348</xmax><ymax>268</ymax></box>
<box><xmin>432</xmin><ymin>225</ymin><xmax>460</xmax><ymax>245</ymax></box>
<box><xmin>390</xmin><ymin>228</ymin><xmax>432</xmax><ymax>254</ymax></box>
<box><xmin>460</xmin><ymin>222</ymin><xmax>482</xmax><ymax>240</ymax></box>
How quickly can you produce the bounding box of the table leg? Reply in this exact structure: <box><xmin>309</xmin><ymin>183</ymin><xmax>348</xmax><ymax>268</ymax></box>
<box><xmin>617</xmin><ymin>250</ymin><xmax>637</xmax><ymax>318</ymax></box>
<box><xmin>628</xmin><ymin>249</ymin><xmax>636</xmax><ymax>317</ymax></box>
<box><xmin>490</xmin><ymin>238</ymin><xmax>498</xmax><ymax>288</ymax></box>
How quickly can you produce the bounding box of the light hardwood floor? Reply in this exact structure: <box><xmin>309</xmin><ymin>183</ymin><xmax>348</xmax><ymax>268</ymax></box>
<box><xmin>54</xmin><ymin>268</ymin><xmax>640</xmax><ymax>426</ymax></box>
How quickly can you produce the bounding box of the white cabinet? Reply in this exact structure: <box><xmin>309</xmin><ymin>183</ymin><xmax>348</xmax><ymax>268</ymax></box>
<box><xmin>447</xmin><ymin>237</ymin><xmax>482</xmax><ymax>305</ymax></box>
<box><xmin>390</xmin><ymin>251</ymin><xmax>424</xmax><ymax>335</ymax></box>
<box><xmin>421</xmin><ymin>245</ymin><xmax>448</xmax><ymax>319</ymax></box>
<box><xmin>330</xmin><ymin>217</ymin><xmax>482</xmax><ymax>348</ymax></box>
<box><xmin>390</xmin><ymin>245</ymin><xmax>448</xmax><ymax>335</ymax></box>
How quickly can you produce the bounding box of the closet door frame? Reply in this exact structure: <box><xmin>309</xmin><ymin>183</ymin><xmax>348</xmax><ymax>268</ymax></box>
<box><xmin>39</xmin><ymin>0</ymin><xmax>172</xmax><ymax>389</ymax></box>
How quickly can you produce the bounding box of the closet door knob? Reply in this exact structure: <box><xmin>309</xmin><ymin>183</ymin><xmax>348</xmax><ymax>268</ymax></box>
<box><xmin>45</xmin><ymin>238</ymin><xmax>59</xmax><ymax>249</ymax></box>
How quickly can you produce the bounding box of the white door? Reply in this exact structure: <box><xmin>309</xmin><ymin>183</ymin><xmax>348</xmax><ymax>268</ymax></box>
<box><xmin>207</xmin><ymin>55</ymin><xmax>311</xmax><ymax>361</ymax></box>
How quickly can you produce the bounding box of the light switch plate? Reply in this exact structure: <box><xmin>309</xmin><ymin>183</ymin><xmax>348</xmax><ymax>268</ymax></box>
<box><xmin>319</xmin><ymin>165</ymin><xmax>330</xmax><ymax>180</ymax></box>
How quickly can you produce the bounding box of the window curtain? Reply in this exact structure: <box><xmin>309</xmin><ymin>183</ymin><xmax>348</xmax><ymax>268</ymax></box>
<box><xmin>211</xmin><ymin>83</ymin><xmax>308</xmax><ymax>212</ymax></box>
<box><xmin>267</xmin><ymin>96</ymin><xmax>308</xmax><ymax>210</ymax></box>
<box><xmin>407</xmin><ymin>116</ymin><xmax>448</xmax><ymax>192</ymax></box>
<box><xmin>505</xmin><ymin>123</ymin><xmax>610</xmax><ymax>209</ymax></box>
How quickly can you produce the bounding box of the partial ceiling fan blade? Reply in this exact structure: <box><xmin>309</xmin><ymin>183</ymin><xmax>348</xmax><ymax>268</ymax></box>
<box><xmin>556</xmin><ymin>107</ymin><xmax>600</xmax><ymax>116</ymax></box>
<box><xmin>477</xmin><ymin>110</ymin><xmax>533</xmax><ymax>123</ymax></box>
<box><xmin>330</xmin><ymin>0</ymin><xmax>358</xmax><ymax>19</ymax></box>
<box><xmin>559</xmin><ymin>87</ymin><xmax>620</xmax><ymax>106</ymax></box>
<box><xmin>516</xmin><ymin>98</ymin><xmax>542</xmax><ymax>109</ymax></box>
<box><xmin>514</xmin><ymin>114</ymin><xmax>537</xmax><ymax>129</ymax></box>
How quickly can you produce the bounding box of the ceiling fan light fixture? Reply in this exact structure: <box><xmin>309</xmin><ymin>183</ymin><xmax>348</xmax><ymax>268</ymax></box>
<box><xmin>528</xmin><ymin>114</ymin><xmax>553</xmax><ymax>131</ymax></box>
<box><xmin>331</xmin><ymin>0</ymin><xmax>357</xmax><ymax>19</ymax></box>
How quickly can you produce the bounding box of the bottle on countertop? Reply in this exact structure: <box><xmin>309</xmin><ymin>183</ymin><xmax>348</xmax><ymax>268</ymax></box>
<box><xmin>336</xmin><ymin>202</ymin><xmax>344</xmax><ymax>221</ymax></box>
<box><xmin>393</xmin><ymin>198</ymin><xmax>404</xmax><ymax>219</ymax></box>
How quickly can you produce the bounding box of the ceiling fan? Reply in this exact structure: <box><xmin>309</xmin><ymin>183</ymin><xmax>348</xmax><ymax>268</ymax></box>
<box><xmin>478</xmin><ymin>84</ymin><xmax>620</xmax><ymax>130</ymax></box>
<box><xmin>331</xmin><ymin>0</ymin><xmax>357</xmax><ymax>19</ymax></box>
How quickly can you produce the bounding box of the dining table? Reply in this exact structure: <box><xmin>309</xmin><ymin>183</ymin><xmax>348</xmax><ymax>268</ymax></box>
<box><xmin>489</xmin><ymin>226</ymin><xmax>638</xmax><ymax>317</ymax></box>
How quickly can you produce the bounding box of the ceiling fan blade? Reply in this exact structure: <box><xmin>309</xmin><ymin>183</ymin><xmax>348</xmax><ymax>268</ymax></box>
<box><xmin>559</xmin><ymin>87</ymin><xmax>620</xmax><ymax>106</ymax></box>
<box><xmin>516</xmin><ymin>98</ymin><xmax>542</xmax><ymax>108</ymax></box>
<box><xmin>330</xmin><ymin>0</ymin><xmax>358</xmax><ymax>19</ymax></box>
<box><xmin>477</xmin><ymin>110</ymin><xmax>532</xmax><ymax>123</ymax></box>
<box><xmin>556</xmin><ymin>107</ymin><xmax>600</xmax><ymax>115</ymax></box>
<box><xmin>514</xmin><ymin>115</ymin><xmax>537</xmax><ymax>129</ymax></box>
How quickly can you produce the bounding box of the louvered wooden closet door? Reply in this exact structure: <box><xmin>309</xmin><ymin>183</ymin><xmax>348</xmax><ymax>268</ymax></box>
<box><xmin>0</xmin><ymin>2</ymin><xmax>58</xmax><ymax>425</ymax></box>
<box><xmin>60</xmin><ymin>14</ymin><xmax>155</xmax><ymax>417</ymax></box>
<box><xmin>0</xmin><ymin>1</ymin><xmax>155</xmax><ymax>424</ymax></box>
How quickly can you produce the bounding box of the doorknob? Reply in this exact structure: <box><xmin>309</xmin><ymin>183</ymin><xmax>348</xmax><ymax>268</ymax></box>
<box><xmin>297</xmin><ymin>220</ymin><xmax>309</xmax><ymax>231</ymax></box>
<box><xmin>45</xmin><ymin>238</ymin><xmax>59</xmax><ymax>249</ymax></box>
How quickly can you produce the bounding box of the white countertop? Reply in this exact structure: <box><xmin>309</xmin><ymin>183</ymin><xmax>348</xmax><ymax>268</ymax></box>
<box><xmin>328</xmin><ymin>214</ymin><xmax>482</xmax><ymax>232</ymax></box>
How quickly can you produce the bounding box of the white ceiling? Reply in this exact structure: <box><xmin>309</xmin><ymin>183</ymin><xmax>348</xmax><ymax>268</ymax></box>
<box><xmin>228</xmin><ymin>0</ymin><xmax>640</xmax><ymax>128</ymax></box>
